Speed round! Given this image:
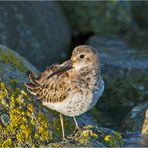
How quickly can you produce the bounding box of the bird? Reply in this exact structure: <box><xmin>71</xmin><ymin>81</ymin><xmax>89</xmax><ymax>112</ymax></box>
<box><xmin>25</xmin><ymin>45</ymin><xmax>104</xmax><ymax>140</ymax></box>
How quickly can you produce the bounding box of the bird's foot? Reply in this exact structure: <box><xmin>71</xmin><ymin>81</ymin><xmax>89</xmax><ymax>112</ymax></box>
<box><xmin>66</xmin><ymin>127</ymin><xmax>83</xmax><ymax>140</ymax></box>
<box><xmin>61</xmin><ymin>137</ymin><xmax>69</xmax><ymax>143</ymax></box>
<box><xmin>72</xmin><ymin>128</ymin><xmax>79</xmax><ymax>136</ymax></box>
<box><xmin>61</xmin><ymin>136</ymin><xmax>76</xmax><ymax>143</ymax></box>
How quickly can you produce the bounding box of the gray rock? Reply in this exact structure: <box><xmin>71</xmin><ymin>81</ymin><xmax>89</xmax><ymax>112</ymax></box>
<box><xmin>88</xmin><ymin>36</ymin><xmax>148</xmax><ymax>71</ymax></box>
<box><xmin>0</xmin><ymin>2</ymin><xmax>71</xmax><ymax>71</ymax></box>
<box><xmin>121</xmin><ymin>102</ymin><xmax>148</xmax><ymax>132</ymax></box>
<box><xmin>1</xmin><ymin>114</ymin><xmax>10</xmax><ymax>126</ymax></box>
<box><xmin>121</xmin><ymin>103</ymin><xmax>148</xmax><ymax>147</ymax></box>
<box><xmin>0</xmin><ymin>44</ymin><xmax>39</xmax><ymax>85</ymax></box>
<box><xmin>77</xmin><ymin>113</ymin><xmax>98</xmax><ymax>127</ymax></box>
<box><xmin>87</xmin><ymin>36</ymin><xmax>148</xmax><ymax>110</ymax></box>
<box><xmin>131</xmin><ymin>1</ymin><xmax>148</xmax><ymax>30</ymax></box>
<box><xmin>60</xmin><ymin>1</ymin><xmax>133</xmax><ymax>35</ymax></box>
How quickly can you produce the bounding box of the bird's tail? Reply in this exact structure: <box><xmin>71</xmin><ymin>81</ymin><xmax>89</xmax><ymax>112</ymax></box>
<box><xmin>25</xmin><ymin>71</ymin><xmax>42</xmax><ymax>96</ymax></box>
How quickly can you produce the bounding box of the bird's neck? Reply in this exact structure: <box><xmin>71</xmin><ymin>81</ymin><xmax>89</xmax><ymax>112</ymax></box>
<box><xmin>79</xmin><ymin>67</ymin><xmax>100</xmax><ymax>81</ymax></box>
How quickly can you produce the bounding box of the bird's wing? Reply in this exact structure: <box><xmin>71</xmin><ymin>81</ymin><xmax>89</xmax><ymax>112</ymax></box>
<box><xmin>25</xmin><ymin>64</ymin><xmax>70</xmax><ymax>103</ymax></box>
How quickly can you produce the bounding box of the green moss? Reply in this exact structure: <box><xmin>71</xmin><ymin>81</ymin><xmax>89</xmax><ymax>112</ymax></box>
<box><xmin>103</xmin><ymin>131</ymin><xmax>123</xmax><ymax>147</ymax></box>
<box><xmin>77</xmin><ymin>129</ymin><xmax>98</xmax><ymax>144</ymax></box>
<box><xmin>0</xmin><ymin>48</ymin><xmax>28</xmax><ymax>73</ymax></box>
<box><xmin>60</xmin><ymin>1</ymin><xmax>132</xmax><ymax>35</ymax></box>
<box><xmin>64</xmin><ymin>117</ymin><xmax>75</xmax><ymax>134</ymax></box>
<box><xmin>102</xmin><ymin>71</ymin><xmax>148</xmax><ymax>108</ymax></box>
<box><xmin>0</xmin><ymin>80</ymin><xmax>52</xmax><ymax>147</ymax></box>
<box><xmin>67</xmin><ymin>126</ymin><xmax>123</xmax><ymax>147</ymax></box>
<box><xmin>10</xmin><ymin>79</ymin><xmax>19</xmax><ymax>85</ymax></box>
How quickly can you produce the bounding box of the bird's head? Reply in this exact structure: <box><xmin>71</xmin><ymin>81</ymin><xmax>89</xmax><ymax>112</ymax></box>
<box><xmin>70</xmin><ymin>45</ymin><xmax>100</xmax><ymax>73</ymax></box>
<box><xmin>47</xmin><ymin>45</ymin><xmax>100</xmax><ymax>79</ymax></box>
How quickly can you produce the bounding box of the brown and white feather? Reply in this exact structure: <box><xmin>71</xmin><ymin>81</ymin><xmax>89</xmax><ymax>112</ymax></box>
<box><xmin>25</xmin><ymin>45</ymin><xmax>104</xmax><ymax>117</ymax></box>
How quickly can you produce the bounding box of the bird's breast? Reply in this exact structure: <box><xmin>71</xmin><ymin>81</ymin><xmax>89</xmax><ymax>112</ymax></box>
<box><xmin>43</xmin><ymin>73</ymin><xmax>104</xmax><ymax>117</ymax></box>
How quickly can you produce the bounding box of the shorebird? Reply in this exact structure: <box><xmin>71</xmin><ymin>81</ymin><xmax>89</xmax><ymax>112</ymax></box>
<box><xmin>25</xmin><ymin>45</ymin><xmax>104</xmax><ymax>140</ymax></box>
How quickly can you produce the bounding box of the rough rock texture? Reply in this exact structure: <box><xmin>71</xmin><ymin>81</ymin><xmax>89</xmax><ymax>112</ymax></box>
<box><xmin>0</xmin><ymin>1</ymin><xmax>71</xmax><ymax>71</ymax></box>
<box><xmin>0</xmin><ymin>45</ymin><xmax>123</xmax><ymax>147</ymax></box>
<box><xmin>60</xmin><ymin>1</ymin><xmax>133</xmax><ymax>35</ymax></box>
<box><xmin>131</xmin><ymin>1</ymin><xmax>148</xmax><ymax>30</ymax></box>
<box><xmin>121</xmin><ymin>103</ymin><xmax>148</xmax><ymax>133</ymax></box>
<box><xmin>142</xmin><ymin>109</ymin><xmax>148</xmax><ymax>135</ymax></box>
<box><xmin>123</xmin><ymin>29</ymin><xmax>148</xmax><ymax>50</ymax></box>
<box><xmin>87</xmin><ymin>36</ymin><xmax>148</xmax><ymax>110</ymax></box>
<box><xmin>121</xmin><ymin>103</ymin><xmax>148</xmax><ymax>147</ymax></box>
<box><xmin>0</xmin><ymin>44</ymin><xmax>53</xmax><ymax>147</ymax></box>
<box><xmin>48</xmin><ymin>125</ymin><xmax>123</xmax><ymax>147</ymax></box>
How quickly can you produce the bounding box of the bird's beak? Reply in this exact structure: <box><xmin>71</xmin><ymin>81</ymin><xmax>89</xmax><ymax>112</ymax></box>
<box><xmin>47</xmin><ymin>60</ymin><xmax>73</xmax><ymax>79</ymax></box>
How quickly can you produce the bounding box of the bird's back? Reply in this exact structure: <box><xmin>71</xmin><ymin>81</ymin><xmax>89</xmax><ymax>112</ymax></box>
<box><xmin>25</xmin><ymin>64</ymin><xmax>71</xmax><ymax>103</ymax></box>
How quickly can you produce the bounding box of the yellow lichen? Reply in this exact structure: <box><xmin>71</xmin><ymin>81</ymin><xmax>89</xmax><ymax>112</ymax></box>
<box><xmin>78</xmin><ymin>130</ymin><xmax>98</xmax><ymax>143</ymax></box>
<box><xmin>27</xmin><ymin>104</ymin><xmax>33</xmax><ymax>112</ymax></box>
<box><xmin>21</xmin><ymin>90</ymin><xmax>28</xmax><ymax>97</ymax></box>
<box><xmin>34</xmin><ymin>133</ymin><xmax>39</xmax><ymax>139</ymax></box>
<box><xmin>16</xmin><ymin>124</ymin><xmax>31</xmax><ymax>143</ymax></box>
<box><xmin>0</xmin><ymin>80</ymin><xmax>52</xmax><ymax>147</ymax></box>
<box><xmin>2</xmin><ymin>138</ymin><xmax>12</xmax><ymax>148</ymax></box>
<box><xmin>104</xmin><ymin>135</ymin><xmax>112</xmax><ymax>142</ymax></box>
<box><xmin>37</xmin><ymin>112</ymin><xmax>51</xmax><ymax>142</ymax></box>
<box><xmin>90</xmin><ymin>132</ymin><xmax>98</xmax><ymax>138</ymax></box>
<box><xmin>103</xmin><ymin>131</ymin><xmax>123</xmax><ymax>147</ymax></box>
<box><xmin>52</xmin><ymin>143</ymin><xmax>61</xmax><ymax>147</ymax></box>
<box><xmin>0</xmin><ymin>82</ymin><xmax>8</xmax><ymax>99</ymax></box>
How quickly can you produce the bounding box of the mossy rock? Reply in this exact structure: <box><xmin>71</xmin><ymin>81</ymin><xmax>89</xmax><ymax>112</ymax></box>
<box><xmin>0</xmin><ymin>45</ymin><xmax>54</xmax><ymax>147</ymax></box>
<box><xmin>0</xmin><ymin>44</ymin><xmax>123</xmax><ymax>147</ymax></box>
<box><xmin>0</xmin><ymin>82</ymin><xmax>124</xmax><ymax>147</ymax></box>
<box><xmin>0</xmin><ymin>45</ymin><xmax>92</xmax><ymax>146</ymax></box>
<box><xmin>60</xmin><ymin>1</ymin><xmax>133</xmax><ymax>35</ymax></box>
<box><xmin>49</xmin><ymin>125</ymin><xmax>124</xmax><ymax>147</ymax></box>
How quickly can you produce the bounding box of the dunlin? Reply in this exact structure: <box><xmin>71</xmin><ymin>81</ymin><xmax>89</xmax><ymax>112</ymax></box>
<box><xmin>25</xmin><ymin>45</ymin><xmax>104</xmax><ymax>139</ymax></box>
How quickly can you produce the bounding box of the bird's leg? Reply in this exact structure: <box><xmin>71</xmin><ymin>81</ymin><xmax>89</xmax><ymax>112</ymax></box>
<box><xmin>67</xmin><ymin>116</ymin><xmax>80</xmax><ymax>139</ymax></box>
<box><xmin>60</xmin><ymin>113</ymin><xmax>65</xmax><ymax>140</ymax></box>
<box><xmin>73</xmin><ymin>116</ymin><xmax>80</xmax><ymax>133</ymax></box>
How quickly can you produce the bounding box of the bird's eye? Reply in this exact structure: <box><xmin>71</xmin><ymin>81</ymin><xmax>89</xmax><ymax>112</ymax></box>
<box><xmin>80</xmin><ymin>54</ymin><xmax>84</xmax><ymax>59</ymax></box>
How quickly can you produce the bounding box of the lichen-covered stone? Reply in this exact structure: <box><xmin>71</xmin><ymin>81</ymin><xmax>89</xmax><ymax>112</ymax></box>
<box><xmin>60</xmin><ymin>1</ymin><xmax>133</xmax><ymax>35</ymax></box>
<box><xmin>0</xmin><ymin>44</ymin><xmax>124</xmax><ymax>147</ymax></box>
<box><xmin>49</xmin><ymin>125</ymin><xmax>124</xmax><ymax>147</ymax></box>
<box><xmin>0</xmin><ymin>2</ymin><xmax>71</xmax><ymax>70</ymax></box>
<box><xmin>0</xmin><ymin>45</ymin><xmax>53</xmax><ymax>147</ymax></box>
<box><xmin>69</xmin><ymin>125</ymin><xmax>123</xmax><ymax>147</ymax></box>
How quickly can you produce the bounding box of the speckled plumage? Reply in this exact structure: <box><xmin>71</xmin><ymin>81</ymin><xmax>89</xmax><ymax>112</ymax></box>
<box><xmin>25</xmin><ymin>45</ymin><xmax>104</xmax><ymax>139</ymax></box>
